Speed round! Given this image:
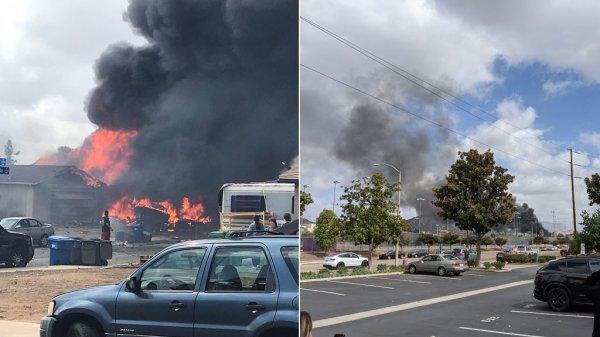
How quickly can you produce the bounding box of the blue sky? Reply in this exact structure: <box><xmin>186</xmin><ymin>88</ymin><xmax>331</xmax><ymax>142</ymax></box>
<box><xmin>300</xmin><ymin>0</ymin><xmax>600</xmax><ymax>233</ymax></box>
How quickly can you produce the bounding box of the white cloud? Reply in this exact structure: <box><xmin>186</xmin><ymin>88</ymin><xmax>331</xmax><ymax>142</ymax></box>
<box><xmin>580</xmin><ymin>132</ymin><xmax>600</xmax><ymax>153</ymax></box>
<box><xmin>542</xmin><ymin>80</ymin><xmax>582</xmax><ymax>96</ymax></box>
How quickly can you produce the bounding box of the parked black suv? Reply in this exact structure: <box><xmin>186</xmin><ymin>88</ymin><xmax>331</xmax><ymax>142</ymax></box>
<box><xmin>0</xmin><ymin>224</ymin><xmax>34</xmax><ymax>267</ymax></box>
<box><xmin>534</xmin><ymin>256</ymin><xmax>600</xmax><ymax>311</ymax></box>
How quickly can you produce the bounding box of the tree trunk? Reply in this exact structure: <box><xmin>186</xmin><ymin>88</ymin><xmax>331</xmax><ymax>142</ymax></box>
<box><xmin>475</xmin><ymin>235</ymin><xmax>483</xmax><ymax>268</ymax></box>
<box><xmin>369</xmin><ymin>238</ymin><xmax>374</xmax><ymax>271</ymax></box>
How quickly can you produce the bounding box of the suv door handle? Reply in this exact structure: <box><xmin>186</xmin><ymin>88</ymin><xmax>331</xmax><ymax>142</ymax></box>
<box><xmin>245</xmin><ymin>302</ymin><xmax>266</xmax><ymax>313</ymax></box>
<box><xmin>168</xmin><ymin>301</ymin><xmax>186</xmax><ymax>311</ymax></box>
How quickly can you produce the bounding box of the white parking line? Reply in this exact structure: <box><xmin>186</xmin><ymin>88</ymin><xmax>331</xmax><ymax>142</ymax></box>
<box><xmin>301</xmin><ymin>288</ymin><xmax>346</xmax><ymax>296</ymax></box>
<box><xmin>459</xmin><ymin>327</ymin><xmax>545</xmax><ymax>337</ymax></box>
<box><xmin>510</xmin><ymin>310</ymin><xmax>593</xmax><ymax>319</ymax></box>
<box><xmin>463</xmin><ymin>273</ymin><xmax>487</xmax><ymax>277</ymax></box>
<box><xmin>407</xmin><ymin>274</ymin><xmax>462</xmax><ymax>281</ymax></box>
<box><xmin>326</xmin><ymin>280</ymin><xmax>394</xmax><ymax>289</ymax></box>
<box><xmin>369</xmin><ymin>276</ymin><xmax>432</xmax><ymax>284</ymax></box>
<box><xmin>313</xmin><ymin>280</ymin><xmax>530</xmax><ymax>328</ymax></box>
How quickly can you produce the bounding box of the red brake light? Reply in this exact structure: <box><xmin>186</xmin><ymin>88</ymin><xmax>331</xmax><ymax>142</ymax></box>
<box><xmin>535</xmin><ymin>273</ymin><xmax>544</xmax><ymax>280</ymax></box>
<box><xmin>452</xmin><ymin>262</ymin><xmax>460</xmax><ymax>266</ymax></box>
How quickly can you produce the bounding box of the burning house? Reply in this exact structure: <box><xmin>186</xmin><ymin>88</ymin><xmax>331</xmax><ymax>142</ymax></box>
<box><xmin>0</xmin><ymin>165</ymin><xmax>105</xmax><ymax>225</ymax></box>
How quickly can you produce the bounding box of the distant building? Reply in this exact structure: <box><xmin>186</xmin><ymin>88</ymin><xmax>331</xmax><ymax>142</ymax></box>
<box><xmin>0</xmin><ymin>165</ymin><xmax>105</xmax><ymax>224</ymax></box>
<box><xmin>278</xmin><ymin>165</ymin><xmax>299</xmax><ymax>220</ymax></box>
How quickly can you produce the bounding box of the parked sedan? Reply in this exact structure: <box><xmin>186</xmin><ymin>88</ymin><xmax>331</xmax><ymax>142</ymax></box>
<box><xmin>407</xmin><ymin>254</ymin><xmax>469</xmax><ymax>276</ymax></box>
<box><xmin>0</xmin><ymin>217</ymin><xmax>55</xmax><ymax>247</ymax></box>
<box><xmin>379</xmin><ymin>250</ymin><xmax>405</xmax><ymax>260</ymax></box>
<box><xmin>323</xmin><ymin>252</ymin><xmax>369</xmax><ymax>269</ymax></box>
<box><xmin>407</xmin><ymin>249</ymin><xmax>428</xmax><ymax>258</ymax></box>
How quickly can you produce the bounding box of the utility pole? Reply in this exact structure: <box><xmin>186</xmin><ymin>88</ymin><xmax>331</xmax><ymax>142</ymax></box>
<box><xmin>332</xmin><ymin>180</ymin><xmax>340</xmax><ymax>214</ymax></box>
<box><xmin>569</xmin><ymin>149</ymin><xmax>577</xmax><ymax>234</ymax></box>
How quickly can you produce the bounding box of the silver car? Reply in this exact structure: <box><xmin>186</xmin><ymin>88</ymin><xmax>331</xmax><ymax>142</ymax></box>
<box><xmin>0</xmin><ymin>217</ymin><xmax>55</xmax><ymax>247</ymax></box>
<box><xmin>407</xmin><ymin>254</ymin><xmax>469</xmax><ymax>276</ymax></box>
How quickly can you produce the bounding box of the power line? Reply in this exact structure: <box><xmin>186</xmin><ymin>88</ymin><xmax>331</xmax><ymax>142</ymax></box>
<box><xmin>300</xmin><ymin>16</ymin><xmax>569</xmax><ymax>164</ymax></box>
<box><xmin>301</xmin><ymin>63</ymin><xmax>571</xmax><ymax>178</ymax></box>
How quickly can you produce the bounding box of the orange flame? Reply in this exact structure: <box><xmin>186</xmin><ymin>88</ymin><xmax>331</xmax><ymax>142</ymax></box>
<box><xmin>36</xmin><ymin>128</ymin><xmax>137</xmax><ymax>185</ymax></box>
<box><xmin>108</xmin><ymin>196</ymin><xmax>210</xmax><ymax>224</ymax></box>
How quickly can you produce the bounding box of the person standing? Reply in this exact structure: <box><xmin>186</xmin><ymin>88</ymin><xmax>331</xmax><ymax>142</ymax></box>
<box><xmin>268</xmin><ymin>217</ymin><xmax>278</xmax><ymax>230</ymax></box>
<box><xmin>101</xmin><ymin>210</ymin><xmax>112</xmax><ymax>240</ymax></box>
<box><xmin>300</xmin><ymin>311</ymin><xmax>313</xmax><ymax>337</ymax></box>
<box><xmin>585</xmin><ymin>269</ymin><xmax>600</xmax><ymax>337</ymax></box>
<box><xmin>283</xmin><ymin>213</ymin><xmax>292</xmax><ymax>225</ymax></box>
<box><xmin>248</xmin><ymin>215</ymin><xmax>264</xmax><ymax>232</ymax></box>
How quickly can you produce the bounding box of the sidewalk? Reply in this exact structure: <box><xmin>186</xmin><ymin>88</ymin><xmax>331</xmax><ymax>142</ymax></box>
<box><xmin>0</xmin><ymin>321</ymin><xmax>38</xmax><ymax>337</ymax></box>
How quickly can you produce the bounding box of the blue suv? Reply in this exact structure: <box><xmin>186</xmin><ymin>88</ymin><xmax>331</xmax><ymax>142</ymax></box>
<box><xmin>40</xmin><ymin>234</ymin><xmax>299</xmax><ymax>337</ymax></box>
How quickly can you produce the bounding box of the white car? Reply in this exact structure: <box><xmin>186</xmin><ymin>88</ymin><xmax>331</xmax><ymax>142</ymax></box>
<box><xmin>515</xmin><ymin>245</ymin><xmax>539</xmax><ymax>255</ymax></box>
<box><xmin>323</xmin><ymin>252</ymin><xmax>369</xmax><ymax>269</ymax></box>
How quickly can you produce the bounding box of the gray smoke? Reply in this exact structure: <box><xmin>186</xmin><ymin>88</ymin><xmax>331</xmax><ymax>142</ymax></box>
<box><xmin>332</xmin><ymin>69</ymin><xmax>461</xmax><ymax>223</ymax></box>
<box><xmin>72</xmin><ymin>0</ymin><xmax>297</xmax><ymax>220</ymax></box>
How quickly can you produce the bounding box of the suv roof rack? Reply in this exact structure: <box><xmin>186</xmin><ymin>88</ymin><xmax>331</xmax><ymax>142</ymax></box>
<box><xmin>227</xmin><ymin>230</ymin><xmax>283</xmax><ymax>238</ymax></box>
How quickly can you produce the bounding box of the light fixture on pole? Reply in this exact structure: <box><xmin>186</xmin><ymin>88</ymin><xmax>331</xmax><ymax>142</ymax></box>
<box><xmin>417</xmin><ymin>198</ymin><xmax>425</xmax><ymax>233</ymax></box>
<box><xmin>373</xmin><ymin>162</ymin><xmax>402</xmax><ymax>266</ymax></box>
<box><xmin>333</xmin><ymin>180</ymin><xmax>340</xmax><ymax>214</ymax></box>
<box><xmin>302</xmin><ymin>184</ymin><xmax>308</xmax><ymax>192</ymax></box>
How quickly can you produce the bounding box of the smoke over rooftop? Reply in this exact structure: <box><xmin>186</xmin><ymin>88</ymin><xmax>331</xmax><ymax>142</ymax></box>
<box><xmin>39</xmin><ymin>0</ymin><xmax>298</xmax><ymax>221</ymax></box>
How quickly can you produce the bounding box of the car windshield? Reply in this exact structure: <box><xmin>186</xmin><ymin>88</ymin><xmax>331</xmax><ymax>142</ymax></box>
<box><xmin>0</xmin><ymin>218</ymin><xmax>19</xmax><ymax>229</ymax></box>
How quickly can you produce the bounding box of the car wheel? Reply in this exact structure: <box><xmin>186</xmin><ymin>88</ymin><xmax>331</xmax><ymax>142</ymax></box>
<box><xmin>66</xmin><ymin>322</ymin><xmax>102</xmax><ymax>337</ymax></box>
<box><xmin>39</xmin><ymin>235</ymin><xmax>49</xmax><ymax>247</ymax></box>
<box><xmin>387</xmin><ymin>255</ymin><xmax>391</xmax><ymax>260</ymax></box>
<box><xmin>336</xmin><ymin>262</ymin><xmax>345</xmax><ymax>269</ymax></box>
<box><xmin>8</xmin><ymin>249</ymin><xmax>26</xmax><ymax>268</ymax></box>
<box><xmin>547</xmin><ymin>287</ymin><xmax>570</xmax><ymax>312</ymax></box>
<box><xmin>361</xmin><ymin>260</ymin><xmax>369</xmax><ymax>267</ymax></box>
<box><xmin>408</xmin><ymin>265</ymin><xmax>416</xmax><ymax>274</ymax></box>
<box><xmin>437</xmin><ymin>267</ymin><xmax>446</xmax><ymax>276</ymax></box>
<box><xmin>454</xmin><ymin>272</ymin><xmax>461</xmax><ymax>276</ymax></box>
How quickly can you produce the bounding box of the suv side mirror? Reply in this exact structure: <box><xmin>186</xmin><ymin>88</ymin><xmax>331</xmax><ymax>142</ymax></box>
<box><xmin>125</xmin><ymin>276</ymin><xmax>141</xmax><ymax>293</ymax></box>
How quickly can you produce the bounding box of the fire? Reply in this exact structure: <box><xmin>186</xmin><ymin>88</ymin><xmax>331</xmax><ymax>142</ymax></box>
<box><xmin>36</xmin><ymin>128</ymin><xmax>137</xmax><ymax>185</ymax></box>
<box><xmin>108</xmin><ymin>196</ymin><xmax>210</xmax><ymax>224</ymax></box>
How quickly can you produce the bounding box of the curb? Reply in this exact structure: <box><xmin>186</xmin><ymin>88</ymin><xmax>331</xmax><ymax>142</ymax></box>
<box><xmin>301</xmin><ymin>271</ymin><xmax>405</xmax><ymax>283</ymax></box>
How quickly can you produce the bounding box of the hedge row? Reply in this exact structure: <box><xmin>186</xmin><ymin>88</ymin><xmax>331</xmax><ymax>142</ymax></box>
<box><xmin>504</xmin><ymin>254</ymin><xmax>556</xmax><ymax>263</ymax></box>
<box><xmin>300</xmin><ymin>265</ymin><xmax>405</xmax><ymax>280</ymax></box>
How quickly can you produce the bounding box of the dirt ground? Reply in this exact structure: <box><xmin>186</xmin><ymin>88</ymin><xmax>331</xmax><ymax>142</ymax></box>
<box><xmin>0</xmin><ymin>267</ymin><xmax>136</xmax><ymax>323</ymax></box>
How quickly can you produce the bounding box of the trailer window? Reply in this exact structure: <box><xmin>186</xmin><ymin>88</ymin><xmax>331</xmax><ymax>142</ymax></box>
<box><xmin>231</xmin><ymin>196</ymin><xmax>266</xmax><ymax>212</ymax></box>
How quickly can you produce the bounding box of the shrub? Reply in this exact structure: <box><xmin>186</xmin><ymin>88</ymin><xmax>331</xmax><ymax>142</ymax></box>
<box><xmin>351</xmin><ymin>267</ymin><xmax>369</xmax><ymax>276</ymax></box>
<box><xmin>537</xmin><ymin>255</ymin><xmax>556</xmax><ymax>263</ymax></box>
<box><xmin>492</xmin><ymin>261</ymin><xmax>505</xmax><ymax>270</ymax></box>
<box><xmin>467</xmin><ymin>260</ymin><xmax>476</xmax><ymax>267</ymax></box>
<box><xmin>388</xmin><ymin>265</ymin><xmax>405</xmax><ymax>273</ymax></box>
<box><xmin>483</xmin><ymin>262</ymin><xmax>492</xmax><ymax>269</ymax></box>
<box><xmin>505</xmin><ymin>254</ymin><xmax>533</xmax><ymax>263</ymax></box>
<box><xmin>376</xmin><ymin>264</ymin><xmax>389</xmax><ymax>272</ymax></box>
<box><xmin>301</xmin><ymin>271</ymin><xmax>316</xmax><ymax>280</ymax></box>
<box><xmin>336</xmin><ymin>267</ymin><xmax>348</xmax><ymax>276</ymax></box>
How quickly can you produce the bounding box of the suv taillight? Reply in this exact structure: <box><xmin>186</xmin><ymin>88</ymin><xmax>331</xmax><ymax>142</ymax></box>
<box><xmin>535</xmin><ymin>273</ymin><xmax>544</xmax><ymax>280</ymax></box>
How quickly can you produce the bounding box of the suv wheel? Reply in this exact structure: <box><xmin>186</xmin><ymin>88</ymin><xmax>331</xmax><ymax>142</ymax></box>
<box><xmin>547</xmin><ymin>287</ymin><xmax>570</xmax><ymax>312</ymax></box>
<box><xmin>437</xmin><ymin>267</ymin><xmax>446</xmax><ymax>276</ymax></box>
<box><xmin>66</xmin><ymin>322</ymin><xmax>101</xmax><ymax>337</ymax></box>
<box><xmin>336</xmin><ymin>262</ymin><xmax>345</xmax><ymax>269</ymax></box>
<box><xmin>8</xmin><ymin>249</ymin><xmax>26</xmax><ymax>268</ymax></box>
<box><xmin>39</xmin><ymin>235</ymin><xmax>49</xmax><ymax>247</ymax></box>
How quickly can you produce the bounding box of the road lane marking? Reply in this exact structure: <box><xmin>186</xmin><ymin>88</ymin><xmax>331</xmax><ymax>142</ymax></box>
<box><xmin>313</xmin><ymin>280</ymin><xmax>530</xmax><ymax>328</ymax></box>
<box><xmin>406</xmin><ymin>274</ymin><xmax>462</xmax><ymax>281</ymax></box>
<box><xmin>463</xmin><ymin>273</ymin><xmax>487</xmax><ymax>277</ymax></box>
<box><xmin>326</xmin><ymin>280</ymin><xmax>394</xmax><ymax>289</ymax></box>
<box><xmin>369</xmin><ymin>276</ymin><xmax>432</xmax><ymax>284</ymax></box>
<box><xmin>301</xmin><ymin>288</ymin><xmax>346</xmax><ymax>296</ymax></box>
<box><xmin>459</xmin><ymin>327</ymin><xmax>545</xmax><ymax>337</ymax></box>
<box><xmin>510</xmin><ymin>310</ymin><xmax>593</xmax><ymax>319</ymax></box>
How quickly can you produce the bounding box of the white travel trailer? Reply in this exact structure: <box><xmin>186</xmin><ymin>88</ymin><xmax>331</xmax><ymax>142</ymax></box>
<box><xmin>218</xmin><ymin>182</ymin><xmax>296</xmax><ymax>232</ymax></box>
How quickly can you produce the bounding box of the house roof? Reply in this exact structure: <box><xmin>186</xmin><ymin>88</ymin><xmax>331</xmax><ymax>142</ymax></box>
<box><xmin>0</xmin><ymin>165</ymin><xmax>104</xmax><ymax>187</ymax></box>
<box><xmin>278</xmin><ymin>165</ymin><xmax>298</xmax><ymax>183</ymax></box>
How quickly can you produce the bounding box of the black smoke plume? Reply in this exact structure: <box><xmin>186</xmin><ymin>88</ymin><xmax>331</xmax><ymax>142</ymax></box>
<box><xmin>73</xmin><ymin>0</ymin><xmax>297</xmax><ymax>221</ymax></box>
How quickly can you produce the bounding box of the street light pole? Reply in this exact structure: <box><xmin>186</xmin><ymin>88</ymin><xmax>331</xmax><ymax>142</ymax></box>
<box><xmin>417</xmin><ymin>198</ymin><xmax>425</xmax><ymax>234</ymax></box>
<box><xmin>333</xmin><ymin>180</ymin><xmax>340</xmax><ymax>214</ymax></box>
<box><xmin>373</xmin><ymin>163</ymin><xmax>402</xmax><ymax>266</ymax></box>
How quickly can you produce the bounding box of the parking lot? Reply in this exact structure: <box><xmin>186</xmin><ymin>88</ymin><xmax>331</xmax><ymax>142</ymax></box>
<box><xmin>301</xmin><ymin>265</ymin><xmax>594</xmax><ymax>336</ymax></box>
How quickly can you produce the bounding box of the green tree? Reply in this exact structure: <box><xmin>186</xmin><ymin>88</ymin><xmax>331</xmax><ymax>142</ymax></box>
<box><xmin>300</xmin><ymin>191</ymin><xmax>313</xmax><ymax>216</ymax></box>
<box><xmin>339</xmin><ymin>173</ymin><xmax>407</xmax><ymax>270</ymax></box>
<box><xmin>533</xmin><ymin>234</ymin><xmax>547</xmax><ymax>245</ymax></box>
<box><xmin>442</xmin><ymin>232</ymin><xmax>460</xmax><ymax>248</ymax></box>
<box><xmin>4</xmin><ymin>139</ymin><xmax>19</xmax><ymax>165</ymax></box>
<box><xmin>432</xmin><ymin>149</ymin><xmax>516</xmax><ymax>267</ymax></box>
<box><xmin>576</xmin><ymin>209</ymin><xmax>600</xmax><ymax>253</ymax></box>
<box><xmin>585</xmin><ymin>173</ymin><xmax>600</xmax><ymax>206</ymax></box>
<box><xmin>465</xmin><ymin>235</ymin><xmax>477</xmax><ymax>248</ymax></box>
<box><xmin>481</xmin><ymin>236</ymin><xmax>494</xmax><ymax>249</ymax></box>
<box><xmin>494</xmin><ymin>237</ymin><xmax>507</xmax><ymax>248</ymax></box>
<box><xmin>313</xmin><ymin>209</ymin><xmax>340</xmax><ymax>252</ymax></box>
<box><xmin>418</xmin><ymin>233</ymin><xmax>438</xmax><ymax>252</ymax></box>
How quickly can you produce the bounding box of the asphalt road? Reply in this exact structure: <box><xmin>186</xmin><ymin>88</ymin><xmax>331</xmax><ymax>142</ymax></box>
<box><xmin>301</xmin><ymin>266</ymin><xmax>594</xmax><ymax>337</ymax></box>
